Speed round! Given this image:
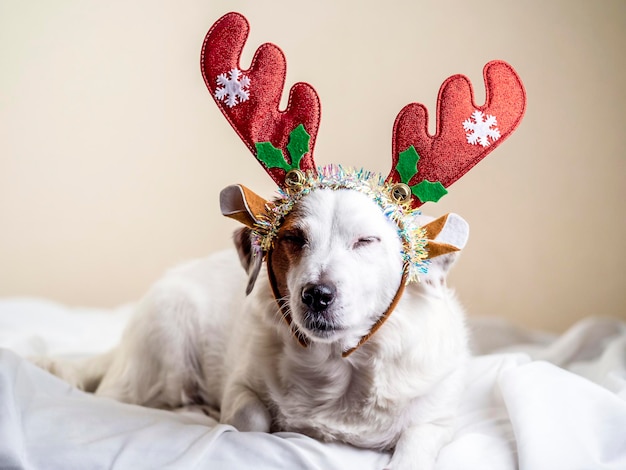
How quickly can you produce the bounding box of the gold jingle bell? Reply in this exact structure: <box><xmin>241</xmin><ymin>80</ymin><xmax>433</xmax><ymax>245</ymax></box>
<box><xmin>390</xmin><ymin>183</ymin><xmax>412</xmax><ymax>204</ymax></box>
<box><xmin>285</xmin><ymin>169</ymin><xmax>306</xmax><ymax>191</ymax></box>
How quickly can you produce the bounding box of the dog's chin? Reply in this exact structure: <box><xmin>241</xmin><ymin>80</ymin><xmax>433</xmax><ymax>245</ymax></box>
<box><xmin>294</xmin><ymin>310</ymin><xmax>347</xmax><ymax>343</ymax></box>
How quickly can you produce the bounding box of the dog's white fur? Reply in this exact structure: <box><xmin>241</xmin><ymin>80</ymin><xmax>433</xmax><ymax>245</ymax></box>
<box><xmin>38</xmin><ymin>189</ymin><xmax>469</xmax><ymax>469</ymax></box>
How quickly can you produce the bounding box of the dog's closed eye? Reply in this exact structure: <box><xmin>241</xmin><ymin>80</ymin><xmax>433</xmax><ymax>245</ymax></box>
<box><xmin>280</xmin><ymin>230</ymin><xmax>308</xmax><ymax>249</ymax></box>
<box><xmin>352</xmin><ymin>236</ymin><xmax>381</xmax><ymax>250</ymax></box>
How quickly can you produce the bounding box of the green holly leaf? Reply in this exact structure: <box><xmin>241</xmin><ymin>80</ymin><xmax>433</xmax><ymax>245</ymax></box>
<box><xmin>286</xmin><ymin>124</ymin><xmax>310</xmax><ymax>170</ymax></box>
<box><xmin>412</xmin><ymin>180</ymin><xmax>448</xmax><ymax>203</ymax></box>
<box><xmin>255</xmin><ymin>124</ymin><xmax>311</xmax><ymax>172</ymax></box>
<box><xmin>396</xmin><ymin>146</ymin><xmax>421</xmax><ymax>184</ymax></box>
<box><xmin>255</xmin><ymin>142</ymin><xmax>291</xmax><ymax>171</ymax></box>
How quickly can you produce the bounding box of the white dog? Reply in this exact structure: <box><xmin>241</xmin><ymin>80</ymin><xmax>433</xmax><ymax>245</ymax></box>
<box><xmin>37</xmin><ymin>185</ymin><xmax>469</xmax><ymax>469</ymax></box>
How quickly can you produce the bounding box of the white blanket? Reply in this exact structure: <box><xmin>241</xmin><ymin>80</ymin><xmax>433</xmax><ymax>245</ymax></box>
<box><xmin>1</xmin><ymin>298</ymin><xmax>625</xmax><ymax>469</ymax></box>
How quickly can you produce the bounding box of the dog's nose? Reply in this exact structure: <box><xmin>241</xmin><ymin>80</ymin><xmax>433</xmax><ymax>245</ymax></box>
<box><xmin>301</xmin><ymin>283</ymin><xmax>336</xmax><ymax>312</ymax></box>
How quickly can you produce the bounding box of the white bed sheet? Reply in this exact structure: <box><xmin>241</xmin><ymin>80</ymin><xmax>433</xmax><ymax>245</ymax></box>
<box><xmin>1</xmin><ymin>298</ymin><xmax>625</xmax><ymax>470</ymax></box>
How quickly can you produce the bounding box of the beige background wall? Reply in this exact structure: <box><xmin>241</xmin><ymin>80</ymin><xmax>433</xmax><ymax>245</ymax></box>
<box><xmin>1</xmin><ymin>0</ymin><xmax>624</xmax><ymax>331</ymax></box>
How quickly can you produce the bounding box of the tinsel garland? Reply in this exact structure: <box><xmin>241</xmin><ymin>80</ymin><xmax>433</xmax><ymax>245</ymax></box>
<box><xmin>251</xmin><ymin>165</ymin><xmax>430</xmax><ymax>283</ymax></box>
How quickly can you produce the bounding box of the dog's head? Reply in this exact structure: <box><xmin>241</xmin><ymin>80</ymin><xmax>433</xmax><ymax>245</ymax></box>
<box><xmin>266</xmin><ymin>188</ymin><xmax>404</xmax><ymax>345</ymax></box>
<box><xmin>225</xmin><ymin>184</ymin><xmax>469</xmax><ymax>351</ymax></box>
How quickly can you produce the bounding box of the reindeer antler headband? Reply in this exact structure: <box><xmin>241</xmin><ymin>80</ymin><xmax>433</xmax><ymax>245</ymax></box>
<box><xmin>202</xmin><ymin>12</ymin><xmax>526</xmax><ymax>351</ymax></box>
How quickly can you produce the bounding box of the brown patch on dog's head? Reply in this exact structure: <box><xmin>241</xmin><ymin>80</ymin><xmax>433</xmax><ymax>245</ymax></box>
<box><xmin>267</xmin><ymin>209</ymin><xmax>306</xmax><ymax>301</ymax></box>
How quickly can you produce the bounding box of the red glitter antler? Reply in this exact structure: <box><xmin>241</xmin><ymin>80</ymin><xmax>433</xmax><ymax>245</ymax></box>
<box><xmin>389</xmin><ymin>60</ymin><xmax>526</xmax><ymax>208</ymax></box>
<box><xmin>201</xmin><ymin>12</ymin><xmax>321</xmax><ymax>187</ymax></box>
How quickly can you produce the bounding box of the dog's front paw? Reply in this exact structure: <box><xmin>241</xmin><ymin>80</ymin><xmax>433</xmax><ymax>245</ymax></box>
<box><xmin>221</xmin><ymin>386</ymin><xmax>272</xmax><ymax>433</ymax></box>
<box><xmin>29</xmin><ymin>356</ymin><xmax>85</xmax><ymax>389</ymax></box>
<box><xmin>386</xmin><ymin>420</ymin><xmax>453</xmax><ymax>470</ymax></box>
<box><xmin>224</xmin><ymin>401</ymin><xmax>271</xmax><ymax>432</ymax></box>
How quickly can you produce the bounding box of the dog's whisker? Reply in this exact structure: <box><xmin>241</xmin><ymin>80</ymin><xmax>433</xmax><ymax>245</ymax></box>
<box><xmin>269</xmin><ymin>295</ymin><xmax>292</xmax><ymax>329</ymax></box>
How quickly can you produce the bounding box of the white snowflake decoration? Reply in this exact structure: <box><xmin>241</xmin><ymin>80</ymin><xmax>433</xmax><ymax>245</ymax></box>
<box><xmin>463</xmin><ymin>110</ymin><xmax>501</xmax><ymax>147</ymax></box>
<box><xmin>215</xmin><ymin>68</ymin><xmax>251</xmax><ymax>108</ymax></box>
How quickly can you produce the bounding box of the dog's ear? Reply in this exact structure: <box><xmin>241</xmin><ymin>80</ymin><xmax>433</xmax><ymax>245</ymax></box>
<box><xmin>233</xmin><ymin>227</ymin><xmax>264</xmax><ymax>295</ymax></box>
<box><xmin>220</xmin><ymin>184</ymin><xmax>269</xmax><ymax>229</ymax></box>
<box><xmin>423</xmin><ymin>213</ymin><xmax>469</xmax><ymax>260</ymax></box>
<box><xmin>422</xmin><ymin>213</ymin><xmax>469</xmax><ymax>279</ymax></box>
<box><xmin>221</xmin><ymin>184</ymin><xmax>269</xmax><ymax>294</ymax></box>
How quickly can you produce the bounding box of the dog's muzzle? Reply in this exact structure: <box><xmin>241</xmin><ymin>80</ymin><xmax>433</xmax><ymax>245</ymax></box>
<box><xmin>267</xmin><ymin>249</ymin><xmax>408</xmax><ymax>357</ymax></box>
<box><xmin>300</xmin><ymin>282</ymin><xmax>340</xmax><ymax>334</ymax></box>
